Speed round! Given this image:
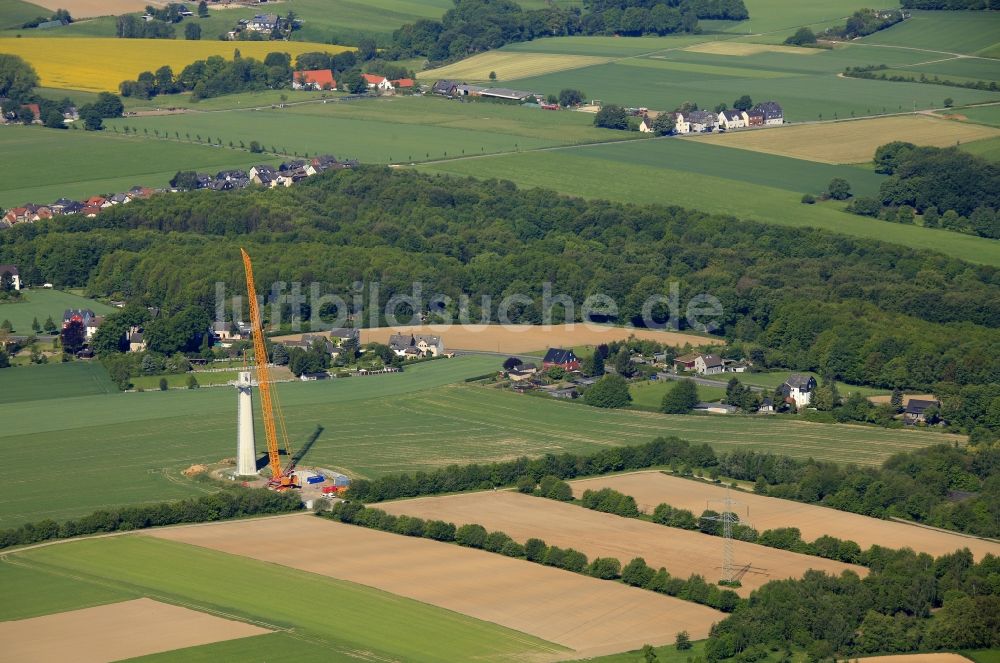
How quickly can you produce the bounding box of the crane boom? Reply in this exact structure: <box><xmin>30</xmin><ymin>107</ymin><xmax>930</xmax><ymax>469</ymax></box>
<box><xmin>240</xmin><ymin>248</ymin><xmax>287</xmax><ymax>485</ymax></box>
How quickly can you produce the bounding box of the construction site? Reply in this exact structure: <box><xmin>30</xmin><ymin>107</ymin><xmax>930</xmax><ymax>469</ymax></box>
<box><xmin>211</xmin><ymin>248</ymin><xmax>350</xmax><ymax>505</ymax></box>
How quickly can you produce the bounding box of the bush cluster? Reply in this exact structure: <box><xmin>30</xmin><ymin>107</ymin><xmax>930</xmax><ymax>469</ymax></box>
<box><xmin>321</xmin><ymin>501</ymin><xmax>741</xmax><ymax>612</ymax></box>
<box><xmin>0</xmin><ymin>489</ymin><xmax>302</xmax><ymax>549</ymax></box>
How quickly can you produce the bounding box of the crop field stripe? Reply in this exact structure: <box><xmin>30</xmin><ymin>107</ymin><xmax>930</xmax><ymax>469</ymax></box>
<box><xmin>420</xmin><ymin>52</ymin><xmax>614</xmax><ymax>82</ymax></box>
<box><xmin>0</xmin><ymin>37</ymin><xmax>352</xmax><ymax>92</ymax></box>
<box><xmin>7</xmin><ymin>535</ymin><xmax>560</xmax><ymax>662</ymax></box>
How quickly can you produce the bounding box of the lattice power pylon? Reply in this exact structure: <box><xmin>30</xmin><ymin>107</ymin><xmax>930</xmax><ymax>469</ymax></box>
<box><xmin>701</xmin><ymin>488</ymin><xmax>747</xmax><ymax>584</ymax></box>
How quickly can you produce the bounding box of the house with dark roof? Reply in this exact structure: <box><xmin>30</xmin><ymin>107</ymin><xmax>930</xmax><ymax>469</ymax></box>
<box><xmin>432</xmin><ymin>80</ymin><xmax>461</xmax><ymax>96</ymax></box>
<box><xmin>673</xmin><ymin>353</ymin><xmax>698</xmax><ymax>372</ymax></box>
<box><xmin>781</xmin><ymin>374</ymin><xmax>817</xmax><ymax>408</ymax></box>
<box><xmin>542</xmin><ymin>348</ymin><xmax>580</xmax><ymax>371</ymax></box>
<box><xmin>694</xmin><ymin>354</ymin><xmax>724</xmax><ymax>375</ymax></box>
<box><xmin>686</xmin><ymin>110</ymin><xmax>717</xmax><ymax>132</ymax></box>
<box><xmin>717</xmin><ymin>109</ymin><xmax>746</xmax><ymax>130</ymax></box>
<box><xmin>744</xmin><ymin>108</ymin><xmax>765</xmax><ymax>127</ymax></box>
<box><xmin>904</xmin><ymin>398</ymin><xmax>940</xmax><ymax>425</ymax></box>
<box><xmin>388</xmin><ymin>333</ymin><xmax>444</xmax><ymax>358</ymax></box>
<box><xmin>752</xmin><ymin>101</ymin><xmax>783</xmax><ymax>125</ymax></box>
<box><xmin>329</xmin><ymin>328</ymin><xmax>359</xmax><ymax>344</ymax></box>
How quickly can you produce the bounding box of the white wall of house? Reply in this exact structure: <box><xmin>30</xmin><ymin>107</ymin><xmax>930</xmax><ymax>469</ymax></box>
<box><xmin>789</xmin><ymin>387</ymin><xmax>811</xmax><ymax>408</ymax></box>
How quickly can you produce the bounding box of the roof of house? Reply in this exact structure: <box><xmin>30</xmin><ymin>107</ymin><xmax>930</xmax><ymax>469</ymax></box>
<box><xmin>392</xmin><ymin>78</ymin><xmax>415</xmax><ymax>87</ymax></box>
<box><xmin>0</xmin><ymin>264</ymin><xmax>19</xmax><ymax>275</ymax></box>
<box><xmin>296</xmin><ymin>69</ymin><xmax>336</xmax><ymax>88</ymax></box>
<box><xmin>687</xmin><ymin>110</ymin><xmax>717</xmax><ymax>124</ymax></box>
<box><xmin>480</xmin><ymin>87</ymin><xmax>535</xmax><ymax>100</ymax></box>
<box><xmin>543</xmin><ymin>348</ymin><xmax>577</xmax><ymax>364</ymax></box>
<box><xmin>362</xmin><ymin>73</ymin><xmax>388</xmax><ymax>85</ymax></box>
<box><xmin>674</xmin><ymin>353</ymin><xmax>698</xmax><ymax>363</ymax></box>
<box><xmin>753</xmin><ymin>101</ymin><xmax>783</xmax><ymax>118</ymax></box>
<box><xmin>388</xmin><ymin>333</ymin><xmax>413</xmax><ymax>349</ymax></box>
<box><xmin>905</xmin><ymin>399</ymin><xmax>940</xmax><ymax>414</ymax></box>
<box><xmin>129</xmin><ymin>332</ymin><xmax>144</xmax><ymax>343</ymax></box>
<box><xmin>699</xmin><ymin>354</ymin><xmax>723</xmax><ymax>367</ymax></box>
<box><xmin>63</xmin><ymin>308</ymin><xmax>96</xmax><ymax>322</ymax></box>
<box><xmin>329</xmin><ymin>327</ymin><xmax>358</xmax><ymax>339</ymax></box>
<box><xmin>433</xmin><ymin>79</ymin><xmax>461</xmax><ymax>93</ymax></box>
<box><xmin>784</xmin><ymin>374</ymin><xmax>815</xmax><ymax>390</ymax></box>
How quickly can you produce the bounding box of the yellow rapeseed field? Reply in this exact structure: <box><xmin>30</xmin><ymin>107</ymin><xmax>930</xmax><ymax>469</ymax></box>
<box><xmin>0</xmin><ymin>38</ymin><xmax>352</xmax><ymax>92</ymax></box>
<box><xmin>420</xmin><ymin>51</ymin><xmax>610</xmax><ymax>82</ymax></box>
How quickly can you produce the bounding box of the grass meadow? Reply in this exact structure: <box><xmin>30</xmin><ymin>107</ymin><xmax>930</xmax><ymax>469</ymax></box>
<box><xmin>629</xmin><ymin>380</ymin><xmax>727</xmax><ymax>410</ymax></box>
<box><xmin>420</xmin><ymin>139</ymin><xmax>1000</xmax><ymax>266</ymax></box>
<box><xmin>0</xmin><ymin>126</ymin><xmax>263</xmax><ymax>207</ymax></box>
<box><xmin>5</xmin><ymin>536</ymin><xmax>562</xmax><ymax>662</ymax></box>
<box><xmin>103</xmin><ymin>95</ymin><xmax>642</xmax><ymax>165</ymax></box>
<box><xmin>860</xmin><ymin>10</ymin><xmax>1000</xmax><ymax>57</ymax></box>
<box><xmin>0</xmin><ymin>362</ymin><xmax>118</xmax><ymax>404</ymax></box>
<box><xmin>0</xmin><ymin>356</ymin><xmax>959</xmax><ymax>527</ymax></box>
<box><xmin>0</xmin><ymin>288</ymin><xmax>114</xmax><ymax>333</ymax></box>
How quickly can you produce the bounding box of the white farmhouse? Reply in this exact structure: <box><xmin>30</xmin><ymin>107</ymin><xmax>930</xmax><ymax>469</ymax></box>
<box><xmin>781</xmin><ymin>374</ymin><xmax>816</xmax><ymax>409</ymax></box>
<box><xmin>717</xmin><ymin>109</ymin><xmax>746</xmax><ymax>130</ymax></box>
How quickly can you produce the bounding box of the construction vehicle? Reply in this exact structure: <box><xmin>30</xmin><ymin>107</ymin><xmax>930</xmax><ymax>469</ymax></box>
<box><xmin>240</xmin><ymin>248</ymin><xmax>299</xmax><ymax>490</ymax></box>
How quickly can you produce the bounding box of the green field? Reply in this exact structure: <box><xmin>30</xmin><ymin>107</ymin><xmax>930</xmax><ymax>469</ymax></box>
<box><xmin>958</xmin><ymin>105</ymin><xmax>1000</xmax><ymax>128</ymax></box>
<box><xmin>0</xmin><ymin>356</ymin><xmax>958</xmax><ymax>527</ymax></box>
<box><xmin>861</xmin><ymin>11</ymin><xmax>1000</xmax><ymax>57</ymax></box>
<box><xmin>129</xmin><ymin>369</ymin><xmax>243</xmax><ymax>391</ymax></box>
<box><xmin>629</xmin><ymin>380</ymin><xmax>727</xmax><ymax>410</ymax></box>
<box><xmin>103</xmin><ymin>95</ymin><xmax>641</xmax><ymax>165</ymax></box>
<box><xmin>503</xmin><ymin>34</ymin><xmax>724</xmax><ymax>57</ymax></box>
<box><xmin>0</xmin><ymin>288</ymin><xmax>114</xmax><ymax>332</ymax></box>
<box><xmin>0</xmin><ymin>361</ymin><xmax>118</xmax><ymax>404</ymax></box>
<box><xmin>503</xmin><ymin>56</ymin><xmax>1000</xmax><ymax>123</ymax></box>
<box><xmin>420</xmin><ymin>140</ymin><xmax>1000</xmax><ymax>267</ymax></box>
<box><xmin>4</xmin><ymin>535</ymin><xmax>563</xmax><ymax>662</ymax></box>
<box><xmin>961</xmin><ymin>136</ymin><xmax>1000</xmax><ymax>162</ymax></box>
<box><xmin>580</xmin><ymin>640</ymin><xmax>707</xmax><ymax>663</ymax></box>
<box><xmin>0</xmin><ymin>125</ymin><xmax>264</xmax><ymax>208</ymax></box>
<box><xmin>0</xmin><ymin>0</ymin><xmax>50</xmax><ymax>29</ymax></box>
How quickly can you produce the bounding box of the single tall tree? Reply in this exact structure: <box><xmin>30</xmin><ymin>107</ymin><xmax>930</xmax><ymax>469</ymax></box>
<box><xmin>60</xmin><ymin>319</ymin><xmax>86</xmax><ymax>355</ymax></box>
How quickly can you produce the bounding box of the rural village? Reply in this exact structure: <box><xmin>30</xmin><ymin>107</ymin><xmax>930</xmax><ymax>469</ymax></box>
<box><xmin>0</xmin><ymin>0</ymin><xmax>998</xmax><ymax>660</ymax></box>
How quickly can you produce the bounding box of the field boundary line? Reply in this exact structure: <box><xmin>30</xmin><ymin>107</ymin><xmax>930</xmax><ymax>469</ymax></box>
<box><xmin>887</xmin><ymin>517</ymin><xmax>1000</xmax><ymax>544</ymax></box>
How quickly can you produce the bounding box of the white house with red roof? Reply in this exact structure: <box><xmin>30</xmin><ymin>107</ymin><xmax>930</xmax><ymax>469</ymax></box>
<box><xmin>362</xmin><ymin>73</ymin><xmax>394</xmax><ymax>91</ymax></box>
<box><xmin>293</xmin><ymin>69</ymin><xmax>336</xmax><ymax>90</ymax></box>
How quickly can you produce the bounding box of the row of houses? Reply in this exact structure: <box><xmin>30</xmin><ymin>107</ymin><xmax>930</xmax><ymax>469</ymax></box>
<box><xmin>1</xmin><ymin>155</ymin><xmax>354</xmax><ymax>230</ymax></box>
<box><xmin>639</xmin><ymin>102</ymin><xmax>784</xmax><ymax>134</ymax></box>
<box><xmin>291</xmin><ymin>70</ymin><xmax>415</xmax><ymax>93</ymax></box>
<box><xmin>673</xmin><ymin>353</ymin><xmax>749</xmax><ymax>375</ymax></box>
<box><xmin>432</xmin><ymin>80</ymin><xmax>543</xmax><ymax>103</ymax></box>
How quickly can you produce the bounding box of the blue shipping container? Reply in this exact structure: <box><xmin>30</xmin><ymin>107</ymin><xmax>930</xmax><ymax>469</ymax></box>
<box><xmin>307</xmin><ymin>476</ymin><xmax>325</xmax><ymax>484</ymax></box>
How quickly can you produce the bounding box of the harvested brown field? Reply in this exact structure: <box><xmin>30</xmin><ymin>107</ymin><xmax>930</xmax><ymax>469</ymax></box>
<box><xmin>0</xmin><ymin>598</ymin><xmax>269</xmax><ymax>662</ymax></box>
<box><xmin>379</xmin><ymin>491</ymin><xmax>865</xmax><ymax>597</ymax></box>
<box><xmin>684</xmin><ymin>42</ymin><xmax>822</xmax><ymax>56</ymax></box>
<box><xmin>354</xmin><ymin>324</ymin><xmax>718</xmax><ymax>353</ymax></box>
<box><xmin>571</xmin><ymin>472</ymin><xmax>1000</xmax><ymax>561</ymax></box>
<box><xmin>868</xmin><ymin>393</ymin><xmax>935</xmax><ymax>405</ymax></box>
<box><xmin>858</xmin><ymin>655</ymin><xmax>973</xmax><ymax>663</ymax></box>
<box><xmin>31</xmin><ymin>0</ymin><xmax>151</xmax><ymax>17</ymax></box>
<box><xmin>699</xmin><ymin>115</ymin><xmax>1000</xmax><ymax>164</ymax></box>
<box><xmin>148</xmin><ymin>515</ymin><xmax>722</xmax><ymax>658</ymax></box>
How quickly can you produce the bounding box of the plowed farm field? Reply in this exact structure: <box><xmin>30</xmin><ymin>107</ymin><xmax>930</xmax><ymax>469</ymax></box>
<box><xmin>0</xmin><ymin>598</ymin><xmax>268</xmax><ymax>662</ymax></box>
<box><xmin>148</xmin><ymin>514</ymin><xmax>722</xmax><ymax>658</ymax></box>
<box><xmin>379</xmin><ymin>490</ymin><xmax>866</xmax><ymax>596</ymax></box>
<box><xmin>570</xmin><ymin>472</ymin><xmax>1000</xmax><ymax>561</ymax></box>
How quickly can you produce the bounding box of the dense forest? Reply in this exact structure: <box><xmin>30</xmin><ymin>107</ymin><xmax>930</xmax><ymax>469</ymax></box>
<box><xmin>848</xmin><ymin>142</ymin><xmax>999</xmax><ymax>239</ymax></box>
<box><xmin>1</xmin><ymin>167</ymin><xmax>998</xmax><ymax>400</ymax></box>
<box><xmin>388</xmin><ymin>0</ymin><xmax>748</xmax><ymax>63</ymax></box>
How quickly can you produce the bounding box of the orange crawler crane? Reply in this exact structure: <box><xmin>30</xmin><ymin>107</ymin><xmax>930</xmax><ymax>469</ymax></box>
<box><xmin>241</xmin><ymin>248</ymin><xmax>298</xmax><ymax>490</ymax></box>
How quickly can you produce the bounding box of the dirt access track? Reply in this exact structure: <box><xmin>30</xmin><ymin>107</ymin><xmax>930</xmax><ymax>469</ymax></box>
<box><xmin>571</xmin><ymin>472</ymin><xmax>1000</xmax><ymax>561</ymax></box>
<box><xmin>379</xmin><ymin>491</ymin><xmax>865</xmax><ymax>597</ymax></box>
<box><xmin>148</xmin><ymin>515</ymin><xmax>722</xmax><ymax>658</ymax></box>
<box><xmin>358</xmin><ymin>324</ymin><xmax>719</xmax><ymax>354</ymax></box>
<box><xmin>858</xmin><ymin>656</ymin><xmax>974</xmax><ymax>663</ymax></box>
<box><xmin>0</xmin><ymin>598</ymin><xmax>269</xmax><ymax>662</ymax></box>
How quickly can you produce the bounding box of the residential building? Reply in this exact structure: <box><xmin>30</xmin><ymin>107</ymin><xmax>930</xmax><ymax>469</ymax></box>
<box><xmin>245</xmin><ymin>13</ymin><xmax>280</xmax><ymax>32</ymax></box>
<box><xmin>674</xmin><ymin>353</ymin><xmax>698</xmax><ymax>372</ymax></box>
<box><xmin>717</xmin><ymin>109</ymin><xmax>745</xmax><ymax>130</ymax></box>
<box><xmin>329</xmin><ymin>328</ymin><xmax>360</xmax><ymax>345</ymax></box>
<box><xmin>63</xmin><ymin>308</ymin><xmax>96</xmax><ymax>330</ymax></box>
<box><xmin>212</xmin><ymin>321</ymin><xmax>245</xmax><ymax>341</ymax></box>
<box><xmin>903</xmin><ymin>399</ymin><xmax>940</xmax><ymax>425</ymax></box>
<box><xmin>362</xmin><ymin>74</ymin><xmax>394</xmax><ymax>91</ymax></box>
<box><xmin>781</xmin><ymin>374</ymin><xmax>817</xmax><ymax>408</ymax></box>
<box><xmin>456</xmin><ymin>84</ymin><xmax>486</xmax><ymax>96</ymax></box>
<box><xmin>388</xmin><ymin>333</ymin><xmax>444</xmax><ymax>358</ymax></box>
<box><xmin>128</xmin><ymin>329</ymin><xmax>146</xmax><ymax>352</ymax></box>
<box><xmin>293</xmin><ymin>69</ymin><xmax>336</xmax><ymax>91</ymax></box>
<box><xmin>744</xmin><ymin>108</ymin><xmax>765</xmax><ymax>127</ymax></box>
<box><xmin>694</xmin><ymin>354</ymin><xmax>724</xmax><ymax>375</ymax></box>
<box><xmin>753</xmin><ymin>101</ymin><xmax>783</xmax><ymax>126</ymax></box>
<box><xmin>758</xmin><ymin>397</ymin><xmax>774</xmax><ymax>413</ymax></box>
<box><xmin>250</xmin><ymin>164</ymin><xmax>278</xmax><ymax>186</ymax></box>
<box><xmin>432</xmin><ymin>80</ymin><xmax>461</xmax><ymax>96</ymax></box>
<box><xmin>686</xmin><ymin>110</ymin><xmax>717</xmax><ymax>132</ymax></box>
<box><xmin>0</xmin><ymin>264</ymin><xmax>21</xmax><ymax>290</ymax></box>
<box><xmin>391</xmin><ymin>78</ymin><xmax>415</xmax><ymax>89</ymax></box>
<box><xmin>542</xmin><ymin>348</ymin><xmax>580</xmax><ymax>372</ymax></box>
<box><xmin>672</xmin><ymin>112</ymin><xmax>691</xmax><ymax>134</ymax></box>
